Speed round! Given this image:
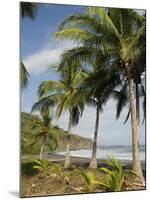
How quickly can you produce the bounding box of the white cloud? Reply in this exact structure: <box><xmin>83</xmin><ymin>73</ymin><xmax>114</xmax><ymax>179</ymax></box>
<box><xmin>53</xmin><ymin>99</ymin><xmax>145</xmax><ymax>145</ymax></box>
<box><xmin>23</xmin><ymin>41</ymin><xmax>75</xmax><ymax>75</ymax></box>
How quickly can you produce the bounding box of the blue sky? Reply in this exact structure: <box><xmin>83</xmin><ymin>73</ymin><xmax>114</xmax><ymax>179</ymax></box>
<box><xmin>21</xmin><ymin>3</ymin><xmax>145</xmax><ymax>145</ymax></box>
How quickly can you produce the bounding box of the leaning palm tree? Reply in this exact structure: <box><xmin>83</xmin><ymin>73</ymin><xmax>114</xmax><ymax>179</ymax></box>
<box><xmin>32</xmin><ymin>60</ymin><xmax>88</xmax><ymax>168</ymax></box>
<box><xmin>30</xmin><ymin>108</ymin><xmax>57</xmax><ymax>160</ymax></box>
<box><xmin>20</xmin><ymin>2</ymin><xmax>38</xmax><ymax>88</ymax></box>
<box><xmin>60</xmin><ymin>49</ymin><xmax>121</xmax><ymax>168</ymax></box>
<box><xmin>54</xmin><ymin>8</ymin><xmax>145</xmax><ymax>180</ymax></box>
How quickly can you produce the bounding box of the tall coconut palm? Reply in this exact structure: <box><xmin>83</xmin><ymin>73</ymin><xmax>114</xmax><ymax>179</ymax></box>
<box><xmin>60</xmin><ymin>49</ymin><xmax>121</xmax><ymax>168</ymax></box>
<box><xmin>30</xmin><ymin>108</ymin><xmax>57</xmax><ymax>160</ymax></box>
<box><xmin>32</xmin><ymin>60</ymin><xmax>88</xmax><ymax>168</ymax></box>
<box><xmin>85</xmin><ymin>68</ymin><xmax>121</xmax><ymax>168</ymax></box>
<box><xmin>54</xmin><ymin>8</ymin><xmax>145</xmax><ymax>180</ymax></box>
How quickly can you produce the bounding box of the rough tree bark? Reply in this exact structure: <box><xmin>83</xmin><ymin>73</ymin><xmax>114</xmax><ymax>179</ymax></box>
<box><xmin>39</xmin><ymin>136</ymin><xmax>46</xmax><ymax>160</ymax></box>
<box><xmin>64</xmin><ymin>113</ymin><xmax>72</xmax><ymax>169</ymax></box>
<box><xmin>89</xmin><ymin>104</ymin><xmax>100</xmax><ymax>168</ymax></box>
<box><xmin>126</xmin><ymin>64</ymin><xmax>144</xmax><ymax>182</ymax></box>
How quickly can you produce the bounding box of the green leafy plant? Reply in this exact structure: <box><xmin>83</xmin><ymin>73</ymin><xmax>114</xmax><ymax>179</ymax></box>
<box><xmin>33</xmin><ymin>159</ymin><xmax>50</xmax><ymax>177</ymax></box>
<box><xmin>79</xmin><ymin>170</ymin><xmax>100</xmax><ymax>192</ymax></box>
<box><xmin>99</xmin><ymin>156</ymin><xmax>137</xmax><ymax>191</ymax></box>
<box><xmin>72</xmin><ymin>168</ymin><xmax>83</xmax><ymax>176</ymax></box>
<box><xmin>52</xmin><ymin>164</ymin><xmax>63</xmax><ymax>176</ymax></box>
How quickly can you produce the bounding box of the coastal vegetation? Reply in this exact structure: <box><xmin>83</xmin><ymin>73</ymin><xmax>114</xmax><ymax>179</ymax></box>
<box><xmin>21</xmin><ymin>112</ymin><xmax>92</xmax><ymax>155</ymax></box>
<box><xmin>21</xmin><ymin>3</ymin><xmax>146</xmax><ymax>197</ymax></box>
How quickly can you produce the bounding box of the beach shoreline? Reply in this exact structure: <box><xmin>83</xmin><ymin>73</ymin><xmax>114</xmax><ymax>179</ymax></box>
<box><xmin>21</xmin><ymin>153</ymin><xmax>146</xmax><ymax>172</ymax></box>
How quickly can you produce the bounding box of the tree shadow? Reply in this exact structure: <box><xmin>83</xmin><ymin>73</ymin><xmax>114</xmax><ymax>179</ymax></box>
<box><xmin>9</xmin><ymin>191</ymin><xmax>19</xmax><ymax>197</ymax></box>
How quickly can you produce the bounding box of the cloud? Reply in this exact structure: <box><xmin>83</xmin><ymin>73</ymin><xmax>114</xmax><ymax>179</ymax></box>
<box><xmin>53</xmin><ymin>99</ymin><xmax>145</xmax><ymax>145</ymax></box>
<box><xmin>23</xmin><ymin>41</ymin><xmax>75</xmax><ymax>75</ymax></box>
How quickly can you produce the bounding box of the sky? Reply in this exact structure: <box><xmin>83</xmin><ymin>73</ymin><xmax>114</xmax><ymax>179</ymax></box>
<box><xmin>21</xmin><ymin>3</ymin><xmax>145</xmax><ymax>145</ymax></box>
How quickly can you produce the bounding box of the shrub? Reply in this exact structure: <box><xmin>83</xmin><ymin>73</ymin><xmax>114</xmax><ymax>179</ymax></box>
<box><xmin>99</xmin><ymin>156</ymin><xmax>136</xmax><ymax>192</ymax></box>
<box><xmin>21</xmin><ymin>160</ymin><xmax>38</xmax><ymax>176</ymax></box>
<box><xmin>78</xmin><ymin>170</ymin><xmax>100</xmax><ymax>192</ymax></box>
<box><xmin>52</xmin><ymin>164</ymin><xmax>63</xmax><ymax>176</ymax></box>
<box><xmin>33</xmin><ymin>159</ymin><xmax>50</xmax><ymax>177</ymax></box>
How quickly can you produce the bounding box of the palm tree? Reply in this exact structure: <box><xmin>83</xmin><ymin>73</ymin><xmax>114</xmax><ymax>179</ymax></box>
<box><xmin>114</xmin><ymin>29</ymin><xmax>146</xmax><ymax>124</ymax></box>
<box><xmin>113</xmin><ymin>68</ymin><xmax>145</xmax><ymax>125</ymax></box>
<box><xmin>32</xmin><ymin>60</ymin><xmax>88</xmax><ymax>168</ymax></box>
<box><xmin>60</xmin><ymin>49</ymin><xmax>121</xmax><ymax>168</ymax></box>
<box><xmin>20</xmin><ymin>2</ymin><xmax>38</xmax><ymax>88</ymax></box>
<box><xmin>30</xmin><ymin>108</ymin><xmax>57</xmax><ymax>160</ymax></box>
<box><xmin>21</xmin><ymin>2</ymin><xmax>37</xmax><ymax>19</ymax></box>
<box><xmin>84</xmin><ymin>67</ymin><xmax>121</xmax><ymax>168</ymax></box>
<box><xmin>54</xmin><ymin>8</ymin><xmax>145</xmax><ymax>180</ymax></box>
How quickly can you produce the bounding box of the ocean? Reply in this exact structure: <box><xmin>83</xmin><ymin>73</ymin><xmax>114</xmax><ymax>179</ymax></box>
<box><xmin>58</xmin><ymin>145</ymin><xmax>145</xmax><ymax>161</ymax></box>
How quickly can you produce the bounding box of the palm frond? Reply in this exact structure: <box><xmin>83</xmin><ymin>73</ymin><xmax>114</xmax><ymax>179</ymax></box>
<box><xmin>31</xmin><ymin>94</ymin><xmax>58</xmax><ymax>113</ymax></box>
<box><xmin>123</xmin><ymin>108</ymin><xmax>130</xmax><ymax>124</ymax></box>
<box><xmin>55</xmin><ymin>28</ymin><xmax>97</xmax><ymax>44</ymax></box>
<box><xmin>70</xmin><ymin>106</ymin><xmax>81</xmax><ymax>126</ymax></box>
<box><xmin>58</xmin><ymin>13</ymin><xmax>104</xmax><ymax>34</ymax></box>
<box><xmin>21</xmin><ymin>2</ymin><xmax>38</xmax><ymax>19</ymax></box>
<box><xmin>88</xmin><ymin>7</ymin><xmax>120</xmax><ymax>39</ymax></box>
<box><xmin>21</xmin><ymin>62</ymin><xmax>30</xmax><ymax>88</ymax></box>
<box><xmin>122</xmin><ymin>24</ymin><xmax>145</xmax><ymax>61</ymax></box>
<box><xmin>86</xmin><ymin>96</ymin><xmax>98</xmax><ymax>108</ymax></box>
<box><xmin>113</xmin><ymin>82</ymin><xmax>129</xmax><ymax>119</ymax></box>
<box><xmin>31</xmin><ymin>122</ymin><xmax>44</xmax><ymax>130</ymax></box>
<box><xmin>56</xmin><ymin>93</ymin><xmax>69</xmax><ymax>118</ymax></box>
<box><xmin>38</xmin><ymin>80</ymin><xmax>66</xmax><ymax>98</ymax></box>
<box><xmin>48</xmin><ymin>135</ymin><xmax>57</xmax><ymax>151</ymax></box>
<box><xmin>72</xmin><ymin>71</ymin><xmax>89</xmax><ymax>87</ymax></box>
<box><xmin>59</xmin><ymin>47</ymin><xmax>94</xmax><ymax>69</ymax></box>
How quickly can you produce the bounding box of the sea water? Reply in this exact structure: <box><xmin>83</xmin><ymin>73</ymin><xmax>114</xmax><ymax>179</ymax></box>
<box><xmin>58</xmin><ymin>145</ymin><xmax>145</xmax><ymax>161</ymax></box>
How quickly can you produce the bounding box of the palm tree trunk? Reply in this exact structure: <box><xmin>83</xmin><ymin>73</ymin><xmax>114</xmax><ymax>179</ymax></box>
<box><xmin>126</xmin><ymin>65</ymin><xmax>144</xmax><ymax>181</ymax></box>
<box><xmin>135</xmin><ymin>81</ymin><xmax>140</xmax><ymax>123</ymax></box>
<box><xmin>39</xmin><ymin>136</ymin><xmax>47</xmax><ymax>160</ymax></box>
<box><xmin>64</xmin><ymin>112</ymin><xmax>72</xmax><ymax>169</ymax></box>
<box><xmin>40</xmin><ymin>143</ymin><xmax>45</xmax><ymax>160</ymax></box>
<box><xmin>89</xmin><ymin>104</ymin><xmax>100</xmax><ymax>168</ymax></box>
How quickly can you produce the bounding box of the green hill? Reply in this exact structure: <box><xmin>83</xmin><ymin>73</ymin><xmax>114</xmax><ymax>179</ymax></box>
<box><xmin>21</xmin><ymin>112</ymin><xmax>93</xmax><ymax>155</ymax></box>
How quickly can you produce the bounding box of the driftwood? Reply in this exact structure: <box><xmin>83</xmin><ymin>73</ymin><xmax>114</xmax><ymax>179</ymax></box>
<box><xmin>126</xmin><ymin>182</ymin><xmax>145</xmax><ymax>187</ymax></box>
<box><xmin>71</xmin><ymin>186</ymin><xmax>83</xmax><ymax>192</ymax></box>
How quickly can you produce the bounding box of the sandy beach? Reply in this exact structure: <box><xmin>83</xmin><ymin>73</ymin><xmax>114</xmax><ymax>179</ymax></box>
<box><xmin>22</xmin><ymin>153</ymin><xmax>146</xmax><ymax>172</ymax></box>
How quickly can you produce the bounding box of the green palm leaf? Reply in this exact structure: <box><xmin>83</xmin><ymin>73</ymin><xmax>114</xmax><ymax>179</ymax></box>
<box><xmin>38</xmin><ymin>80</ymin><xmax>66</xmax><ymax>98</ymax></box>
<box><xmin>21</xmin><ymin>62</ymin><xmax>30</xmax><ymax>88</ymax></box>
<box><xmin>21</xmin><ymin>2</ymin><xmax>37</xmax><ymax>19</ymax></box>
<box><xmin>88</xmin><ymin>7</ymin><xmax>120</xmax><ymax>39</ymax></box>
<box><xmin>55</xmin><ymin>28</ymin><xmax>96</xmax><ymax>43</ymax></box>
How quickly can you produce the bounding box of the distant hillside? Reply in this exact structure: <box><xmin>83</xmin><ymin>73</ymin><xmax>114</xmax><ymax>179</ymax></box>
<box><xmin>21</xmin><ymin>112</ymin><xmax>93</xmax><ymax>155</ymax></box>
